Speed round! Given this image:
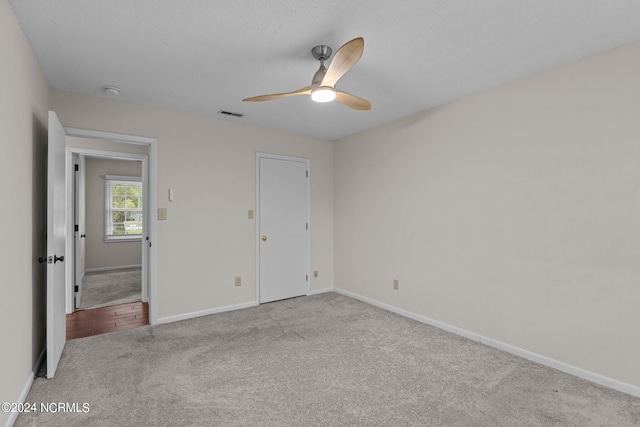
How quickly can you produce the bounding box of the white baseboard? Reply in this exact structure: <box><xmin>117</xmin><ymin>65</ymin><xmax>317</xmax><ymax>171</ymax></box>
<box><xmin>4</xmin><ymin>347</ymin><xmax>46</xmax><ymax>427</ymax></box>
<box><xmin>308</xmin><ymin>287</ymin><xmax>334</xmax><ymax>295</ymax></box>
<box><xmin>333</xmin><ymin>288</ymin><xmax>640</xmax><ymax>398</ymax></box>
<box><xmin>3</xmin><ymin>372</ymin><xmax>34</xmax><ymax>427</ymax></box>
<box><xmin>33</xmin><ymin>346</ymin><xmax>46</xmax><ymax>380</ymax></box>
<box><xmin>85</xmin><ymin>264</ymin><xmax>142</xmax><ymax>273</ymax></box>
<box><xmin>154</xmin><ymin>301</ymin><xmax>258</xmax><ymax>325</ymax></box>
<box><xmin>155</xmin><ymin>290</ymin><xmax>335</xmax><ymax>326</ymax></box>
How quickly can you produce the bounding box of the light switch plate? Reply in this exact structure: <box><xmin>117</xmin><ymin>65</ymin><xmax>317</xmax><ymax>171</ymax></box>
<box><xmin>248</xmin><ymin>210</ymin><xmax>254</xmax><ymax>219</ymax></box>
<box><xmin>158</xmin><ymin>208</ymin><xmax>167</xmax><ymax>220</ymax></box>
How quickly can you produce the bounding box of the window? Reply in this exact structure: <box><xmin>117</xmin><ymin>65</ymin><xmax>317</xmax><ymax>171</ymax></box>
<box><xmin>105</xmin><ymin>175</ymin><xmax>143</xmax><ymax>241</ymax></box>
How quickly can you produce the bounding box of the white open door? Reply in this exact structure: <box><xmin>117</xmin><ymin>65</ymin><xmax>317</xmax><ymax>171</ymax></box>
<box><xmin>47</xmin><ymin>111</ymin><xmax>67</xmax><ymax>378</ymax></box>
<box><xmin>257</xmin><ymin>154</ymin><xmax>309</xmax><ymax>303</ymax></box>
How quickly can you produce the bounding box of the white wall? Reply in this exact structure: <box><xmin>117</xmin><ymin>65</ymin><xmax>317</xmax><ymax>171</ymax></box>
<box><xmin>84</xmin><ymin>157</ymin><xmax>143</xmax><ymax>270</ymax></box>
<box><xmin>0</xmin><ymin>2</ymin><xmax>50</xmax><ymax>426</ymax></box>
<box><xmin>51</xmin><ymin>90</ymin><xmax>334</xmax><ymax>319</ymax></box>
<box><xmin>334</xmin><ymin>41</ymin><xmax>640</xmax><ymax>388</ymax></box>
<box><xmin>6</xmin><ymin>0</ymin><xmax>635</xmax><ymax>415</ymax></box>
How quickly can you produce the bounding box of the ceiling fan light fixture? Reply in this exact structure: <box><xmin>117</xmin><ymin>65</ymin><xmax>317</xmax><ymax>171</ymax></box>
<box><xmin>243</xmin><ymin>37</ymin><xmax>370</xmax><ymax>110</ymax></box>
<box><xmin>311</xmin><ymin>86</ymin><xmax>336</xmax><ymax>103</ymax></box>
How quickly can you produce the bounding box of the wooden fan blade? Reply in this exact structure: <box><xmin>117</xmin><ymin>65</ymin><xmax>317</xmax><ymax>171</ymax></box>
<box><xmin>243</xmin><ymin>86</ymin><xmax>313</xmax><ymax>102</ymax></box>
<box><xmin>335</xmin><ymin>91</ymin><xmax>371</xmax><ymax>110</ymax></box>
<box><xmin>321</xmin><ymin>37</ymin><xmax>364</xmax><ymax>88</ymax></box>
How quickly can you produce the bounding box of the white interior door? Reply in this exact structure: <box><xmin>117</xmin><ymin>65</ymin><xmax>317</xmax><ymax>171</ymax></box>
<box><xmin>47</xmin><ymin>111</ymin><xmax>67</xmax><ymax>378</ymax></box>
<box><xmin>258</xmin><ymin>155</ymin><xmax>309</xmax><ymax>303</ymax></box>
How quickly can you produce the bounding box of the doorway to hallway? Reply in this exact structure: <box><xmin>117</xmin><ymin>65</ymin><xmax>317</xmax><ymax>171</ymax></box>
<box><xmin>66</xmin><ymin>301</ymin><xmax>149</xmax><ymax>340</ymax></box>
<box><xmin>79</xmin><ymin>267</ymin><xmax>142</xmax><ymax>310</ymax></box>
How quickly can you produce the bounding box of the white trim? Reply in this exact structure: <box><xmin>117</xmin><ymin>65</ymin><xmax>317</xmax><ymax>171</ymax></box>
<box><xmin>64</xmin><ymin>149</ymin><xmax>151</xmax><ymax>314</ymax></box>
<box><xmin>104</xmin><ymin>175</ymin><xmax>143</xmax><ymax>242</ymax></box>
<box><xmin>255</xmin><ymin>156</ymin><xmax>259</xmax><ymax>304</ymax></box>
<box><xmin>65</xmin><ymin>147</ymin><xmax>147</xmax><ymax>314</ymax></box>
<box><xmin>155</xmin><ymin>301</ymin><xmax>258</xmax><ymax>325</ymax></box>
<box><xmin>255</xmin><ymin>152</ymin><xmax>311</xmax><ymax>304</ymax></box>
<box><xmin>333</xmin><ymin>288</ymin><xmax>640</xmax><ymax>398</ymax></box>
<box><xmin>33</xmin><ymin>346</ymin><xmax>46</xmax><ymax>377</ymax></box>
<box><xmin>146</xmin><ymin>140</ymin><xmax>157</xmax><ymax>314</ymax></box>
<box><xmin>67</xmin><ymin>148</ymin><xmax>147</xmax><ymax>161</ymax></box>
<box><xmin>4</xmin><ymin>374</ymin><xmax>34</xmax><ymax>427</ymax></box>
<box><xmin>73</xmin><ymin>153</ymin><xmax>82</xmax><ymax>312</ymax></box>
<box><xmin>4</xmin><ymin>348</ymin><xmax>46</xmax><ymax>427</ymax></box>
<box><xmin>64</xmin><ymin>127</ymin><xmax>155</xmax><ymax>145</ymax></box>
<box><xmin>306</xmin><ymin>162</ymin><xmax>311</xmax><ymax>298</ymax></box>
<box><xmin>308</xmin><ymin>287</ymin><xmax>334</xmax><ymax>296</ymax></box>
<box><xmin>63</xmin><ymin>128</ymin><xmax>158</xmax><ymax>324</ymax></box>
<box><xmin>85</xmin><ymin>264</ymin><xmax>142</xmax><ymax>273</ymax></box>
<box><xmin>103</xmin><ymin>236</ymin><xmax>143</xmax><ymax>243</ymax></box>
<box><xmin>104</xmin><ymin>174</ymin><xmax>141</xmax><ymax>182</ymax></box>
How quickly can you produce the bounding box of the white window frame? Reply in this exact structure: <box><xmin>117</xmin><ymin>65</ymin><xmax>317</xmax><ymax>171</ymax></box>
<box><xmin>104</xmin><ymin>175</ymin><xmax>143</xmax><ymax>242</ymax></box>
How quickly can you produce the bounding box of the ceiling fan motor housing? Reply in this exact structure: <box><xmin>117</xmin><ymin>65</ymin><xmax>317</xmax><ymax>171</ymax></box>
<box><xmin>311</xmin><ymin>45</ymin><xmax>332</xmax><ymax>85</ymax></box>
<box><xmin>311</xmin><ymin>45</ymin><xmax>332</xmax><ymax>61</ymax></box>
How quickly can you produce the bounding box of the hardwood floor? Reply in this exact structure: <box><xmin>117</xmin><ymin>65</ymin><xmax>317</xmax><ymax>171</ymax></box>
<box><xmin>66</xmin><ymin>302</ymin><xmax>149</xmax><ymax>340</ymax></box>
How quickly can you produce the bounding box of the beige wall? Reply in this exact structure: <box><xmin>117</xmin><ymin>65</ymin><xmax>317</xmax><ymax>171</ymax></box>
<box><xmin>334</xmin><ymin>41</ymin><xmax>640</xmax><ymax>388</ymax></box>
<box><xmin>0</xmin><ymin>2</ymin><xmax>50</xmax><ymax>425</ymax></box>
<box><xmin>51</xmin><ymin>89</ymin><xmax>335</xmax><ymax>319</ymax></box>
<box><xmin>5</xmin><ymin>0</ymin><xmax>637</xmax><ymax>415</ymax></box>
<box><xmin>84</xmin><ymin>157</ymin><xmax>143</xmax><ymax>270</ymax></box>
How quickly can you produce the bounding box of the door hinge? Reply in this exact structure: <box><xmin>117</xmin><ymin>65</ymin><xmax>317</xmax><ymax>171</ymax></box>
<box><xmin>306</xmin><ymin>275</ymin><xmax>308</xmax><ymax>282</ymax></box>
<box><xmin>306</xmin><ymin>170</ymin><xmax>308</xmax><ymax>178</ymax></box>
<box><xmin>74</xmin><ymin>224</ymin><xmax>79</xmax><ymax>232</ymax></box>
<box><xmin>74</xmin><ymin>164</ymin><xmax>79</xmax><ymax>172</ymax></box>
<box><xmin>74</xmin><ymin>285</ymin><xmax>79</xmax><ymax>292</ymax></box>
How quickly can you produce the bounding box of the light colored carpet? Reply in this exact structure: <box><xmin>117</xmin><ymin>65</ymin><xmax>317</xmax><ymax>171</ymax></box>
<box><xmin>79</xmin><ymin>268</ymin><xmax>142</xmax><ymax>310</ymax></box>
<box><xmin>17</xmin><ymin>293</ymin><xmax>640</xmax><ymax>426</ymax></box>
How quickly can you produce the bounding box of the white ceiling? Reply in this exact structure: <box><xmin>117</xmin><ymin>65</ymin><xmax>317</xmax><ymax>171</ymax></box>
<box><xmin>9</xmin><ymin>1</ymin><xmax>640</xmax><ymax>140</ymax></box>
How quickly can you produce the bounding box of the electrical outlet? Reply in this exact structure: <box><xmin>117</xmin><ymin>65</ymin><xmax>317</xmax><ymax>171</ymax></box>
<box><xmin>313</xmin><ymin>271</ymin><xmax>318</xmax><ymax>278</ymax></box>
<box><xmin>393</xmin><ymin>279</ymin><xmax>399</xmax><ymax>290</ymax></box>
<box><xmin>235</xmin><ymin>276</ymin><xmax>241</xmax><ymax>287</ymax></box>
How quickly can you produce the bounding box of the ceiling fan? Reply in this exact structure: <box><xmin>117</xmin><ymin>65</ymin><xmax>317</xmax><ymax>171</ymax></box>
<box><xmin>243</xmin><ymin>37</ymin><xmax>371</xmax><ymax>110</ymax></box>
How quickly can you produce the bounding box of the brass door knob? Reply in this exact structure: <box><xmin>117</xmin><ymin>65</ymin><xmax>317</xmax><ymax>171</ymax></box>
<box><xmin>261</xmin><ymin>235</ymin><xmax>268</xmax><ymax>241</ymax></box>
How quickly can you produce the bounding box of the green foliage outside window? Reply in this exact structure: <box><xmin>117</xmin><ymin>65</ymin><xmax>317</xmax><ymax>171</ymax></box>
<box><xmin>109</xmin><ymin>182</ymin><xmax>143</xmax><ymax>235</ymax></box>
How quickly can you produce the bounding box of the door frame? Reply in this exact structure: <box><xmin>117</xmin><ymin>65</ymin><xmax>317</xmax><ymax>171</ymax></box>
<box><xmin>72</xmin><ymin>153</ymin><xmax>82</xmax><ymax>309</ymax></box>
<box><xmin>255</xmin><ymin>152</ymin><xmax>311</xmax><ymax>304</ymax></box>
<box><xmin>66</xmin><ymin>148</ymin><xmax>147</xmax><ymax>310</ymax></box>
<box><xmin>63</xmin><ymin>128</ymin><xmax>159</xmax><ymax>324</ymax></box>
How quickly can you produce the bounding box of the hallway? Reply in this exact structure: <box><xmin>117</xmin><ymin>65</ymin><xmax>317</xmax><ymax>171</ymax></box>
<box><xmin>66</xmin><ymin>302</ymin><xmax>149</xmax><ymax>340</ymax></box>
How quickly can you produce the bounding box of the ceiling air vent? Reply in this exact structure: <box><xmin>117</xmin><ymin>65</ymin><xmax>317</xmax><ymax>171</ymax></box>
<box><xmin>218</xmin><ymin>110</ymin><xmax>244</xmax><ymax>118</ymax></box>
